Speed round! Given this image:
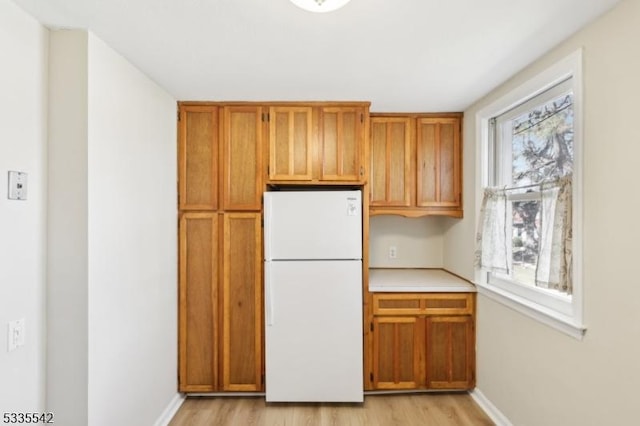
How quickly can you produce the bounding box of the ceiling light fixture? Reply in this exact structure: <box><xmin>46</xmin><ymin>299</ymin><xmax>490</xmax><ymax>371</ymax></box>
<box><xmin>289</xmin><ymin>0</ymin><xmax>352</xmax><ymax>13</ymax></box>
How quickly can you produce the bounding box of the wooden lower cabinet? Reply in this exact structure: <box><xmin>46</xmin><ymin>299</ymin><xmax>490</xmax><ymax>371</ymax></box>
<box><xmin>179</xmin><ymin>212</ymin><xmax>263</xmax><ymax>392</ymax></box>
<box><xmin>221</xmin><ymin>213</ymin><xmax>263</xmax><ymax>391</ymax></box>
<box><xmin>372</xmin><ymin>316</ymin><xmax>421</xmax><ymax>389</ymax></box>
<box><xmin>179</xmin><ymin>213</ymin><xmax>219</xmax><ymax>392</ymax></box>
<box><xmin>370</xmin><ymin>293</ymin><xmax>475</xmax><ymax>391</ymax></box>
<box><xmin>425</xmin><ymin>315</ymin><xmax>475</xmax><ymax>389</ymax></box>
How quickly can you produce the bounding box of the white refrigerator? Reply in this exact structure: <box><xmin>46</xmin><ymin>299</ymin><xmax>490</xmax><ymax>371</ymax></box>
<box><xmin>264</xmin><ymin>190</ymin><xmax>363</xmax><ymax>402</ymax></box>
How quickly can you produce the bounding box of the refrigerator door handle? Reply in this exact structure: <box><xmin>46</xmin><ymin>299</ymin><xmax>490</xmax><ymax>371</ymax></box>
<box><xmin>264</xmin><ymin>194</ymin><xmax>273</xmax><ymax>261</ymax></box>
<box><xmin>265</xmin><ymin>262</ymin><xmax>274</xmax><ymax>326</ymax></box>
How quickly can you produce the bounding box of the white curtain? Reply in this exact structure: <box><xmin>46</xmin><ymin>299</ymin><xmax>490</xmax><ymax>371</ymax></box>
<box><xmin>475</xmin><ymin>176</ymin><xmax>573</xmax><ymax>294</ymax></box>
<box><xmin>474</xmin><ymin>187</ymin><xmax>509</xmax><ymax>274</ymax></box>
<box><xmin>536</xmin><ymin>176</ymin><xmax>573</xmax><ymax>294</ymax></box>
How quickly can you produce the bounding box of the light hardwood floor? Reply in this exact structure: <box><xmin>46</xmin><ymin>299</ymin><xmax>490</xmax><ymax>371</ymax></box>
<box><xmin>169</xmin><ymin>393</ymin><xmax>494</xmax><ymax>426</ymax></box>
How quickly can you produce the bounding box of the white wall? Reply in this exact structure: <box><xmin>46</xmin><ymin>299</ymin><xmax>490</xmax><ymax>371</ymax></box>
<box><xmin>370</xmin><ymin>216</ymin><xmax>444</xmax><ymax>268</ymax></box>
<box><xmin>46</xmin><ymin>28</ymin><xmax>178</xmax><ymax>426</ymax></box>
<box><xmin>0</xmin><ymin>0</ymin><xmax>48</xmax><ymax>414</ymax></box>
<box><xmin>443</xmin><ymin>0</ymin><xmax>640</xmax><ymax>424</ymax></box>
<box><xmin>86</xmin><ymin>33</ymin><xmax>178</xmax><ymax>426</ymax></box>
<box><xmin>47</xmin><ymin>29</ymin><xmax>89</xmax><ymax>425</ymax></box>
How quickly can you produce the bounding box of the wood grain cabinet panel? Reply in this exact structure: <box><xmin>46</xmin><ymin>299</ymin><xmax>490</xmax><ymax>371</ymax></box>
<box><xmin>373</xmin><ymin>293</ymin><xmax>473</xmax><ymax>316</ymax></box>
<box><xmin>320</xmin><ymin>107</ymin><xmax>365</xmax><ymax>181</ymax></box>
<box><xmin>372</xmin><ymin>317</ymin><xmax>421</xmax><ymax>389</ymax></box>
<box><xmin>268</xmin><ymin>106</ymin><xmax>313</xmax><ymax>181</ymax></box>
<box><xmin>178</xmin><ymin>106</ymin><xmax>219</xmax><ymax>210</ymax></box>
<box><xmin>222</xmin><ymin>213</ymin><xmax>263</xmax><ymax>391</ymax></box>
<box><xmin>370</xmin><ymin>117</ymin><xmax>412</xmax><ymax>207</ymax></box>
<box><xmin>425</xmin><ymin>315</ymin><xmax>475</xmax><ymax>389</ymax></box>
<box><xmin>222</xmin><ymin>106</ymin><xmax>263</xmax><ymax>211</ymax></box>
<box><xmin>179</xmin><ymin>213</ymin><xmax>219</xmax><ymax>392</ymax></box>
<box><xmin>416</xmin><ymin>117</ymin><xmax>461</xmax><ymax>208</ymax></box>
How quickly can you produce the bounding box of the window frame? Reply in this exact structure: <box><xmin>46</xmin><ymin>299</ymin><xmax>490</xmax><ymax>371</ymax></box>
<box><xmin>475</xmin><ymin>50</ymin><xmax>586</xmax><ymax>339</ymax></box>
<box><xmin>490</xmin><ymin>78</ymin><xmax>574</xmax><ymax>316</ymax></box>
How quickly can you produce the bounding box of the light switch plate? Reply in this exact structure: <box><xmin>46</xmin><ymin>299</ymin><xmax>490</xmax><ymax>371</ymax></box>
<box><xmin>7</xmin><ymin>319</ymin><xmax>25</xmax><ymax>352</ymax></box>
<box><xmin>8</xmin><ymin>171</ymin><xmax>27</xmax><ymax>200</ymax></box>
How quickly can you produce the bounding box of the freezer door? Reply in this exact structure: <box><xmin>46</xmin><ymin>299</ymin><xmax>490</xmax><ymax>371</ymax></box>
<box><xmin>265</xmin><ymin>260</ymin><xmax>363</xmax><ymax>402</ymax></box>
<box><xmin>264</xmin><ymin>190</ymin><xmax>362</xmax><ymax>260</ymax></box>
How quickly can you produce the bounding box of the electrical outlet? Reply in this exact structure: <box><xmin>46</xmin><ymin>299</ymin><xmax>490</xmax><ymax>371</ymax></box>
<box><xmin>7</xmin><ymin>319</ymin><xmax>25</xmax><ymax>352</ymax></box>
<box><xmin>388</xmin><ymin>245</ymin><xmax>397</xmax><ymax>259</ymax></box>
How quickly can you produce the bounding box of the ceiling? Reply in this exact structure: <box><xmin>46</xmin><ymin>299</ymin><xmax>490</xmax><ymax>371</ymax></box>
<box><xmin>12</xmin><ymin>0</ymin><xmax>620</xmax><ymax>111</ymax></box>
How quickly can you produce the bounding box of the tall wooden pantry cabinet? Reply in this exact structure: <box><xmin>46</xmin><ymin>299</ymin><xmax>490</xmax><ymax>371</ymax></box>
<box><xmin>178</xmin><ymin>103</ymin><xmax>263</xmax><ymax>392</ymax></box>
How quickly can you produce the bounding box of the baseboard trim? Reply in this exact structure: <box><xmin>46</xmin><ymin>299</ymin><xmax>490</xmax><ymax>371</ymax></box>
<box><xmin>469</xmin><ymin>388</ymin><xmax>512</xmax><ymax>426</ymax></box>
<box><xmin>154</xmin><ymin>393</ymin><xmax>186</xmax><ymax>426</ymax></box>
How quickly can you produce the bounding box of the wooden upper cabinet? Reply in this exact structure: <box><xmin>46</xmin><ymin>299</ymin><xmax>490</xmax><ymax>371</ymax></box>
<box><xmin>369</xmin><ymin>113</ymin><xmax>462</xmax><ymax>217</ymax></box>
<box><xmin>179</xmin><ymin>212</ymin><xmax>219</xmax><ymax>392</ymax></box>
<box><xmin>416</xmin><ymin>117</ymin><xmax>461</xmax><ymax>208</ymax></box>
<box><xmin>222</xmin><ymin>106</ymin><xmax>264</xmax><ymax>211</ymax></box>
<box><xmin>320</xmin><ymin>106</ymin><xmax>366</xmax><ymax>181</ymax></box>
<box><xmin>179</xmin><ymin>106</ymin><xmax>219</xmax><ymax>210</ymax></box>
<box><xmin>221</xmin><ymin>213</ymin><xmax>263</xmax><ymax>391</ymax></box>
<box><xmin>370</xmin><ymin>117</ymin><xmax>412</xmax><ymax>206</ymax></box>
<box><xmin>268</xmin><ymin>106</ymin><xmax>313</xmax><ymax>181</ymax></box>
<box><xmin>265</xmin><ymin>102</ymin><xmax>369</xmax><ymax>184</ymax></box>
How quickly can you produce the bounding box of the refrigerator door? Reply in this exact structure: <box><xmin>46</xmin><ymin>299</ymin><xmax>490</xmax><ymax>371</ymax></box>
<box><xmin>265</xmin><ymin>260</ymin><xmax>363</xmax><ymax>402</ymax></box>
<box><xmin>264</xmin><ymin>190</ymin><xmax>362</xmax><ymax>261</ymax></box>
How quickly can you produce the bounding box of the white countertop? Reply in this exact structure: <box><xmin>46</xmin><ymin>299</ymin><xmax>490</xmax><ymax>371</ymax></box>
<box><xmin>369</xmin><ymin>268</ymin><xmax>476</xmax><ymax>293</ymax></box>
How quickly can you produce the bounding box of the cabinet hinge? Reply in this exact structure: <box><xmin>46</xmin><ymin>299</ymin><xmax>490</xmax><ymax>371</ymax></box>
<box><xmin>370</xmin><ymin>372</ymin><xmax>374</xmax><ymax>382</ymax></box>
<box><xmin>360</xmin><ymin>113</ymin><xmax>364</xmax><ymax>123</ymax></box>
<box><xmin>177</xmin><ymin>110</ymin><xmax>180</xmax><ymax>121</ymax></box>
<box><xmin>262</xmin><ymin>113</ymin><xmax>270</xmax><ymax>122</ymax></box>
<box><xmin>370</xmin><ymin>322</ymin><xmax>374</xmax><ymax>332</ymax></box>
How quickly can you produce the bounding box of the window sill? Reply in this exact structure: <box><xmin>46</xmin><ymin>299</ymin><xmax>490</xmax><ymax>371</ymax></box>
<box><xmin>474</xmin><ymin>280</ymin><xmax>586</xmax><ymax>340</ymax></box>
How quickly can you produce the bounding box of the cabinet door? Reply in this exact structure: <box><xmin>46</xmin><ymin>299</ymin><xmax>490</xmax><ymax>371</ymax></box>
<box><xmin>372</xmin><ymin>317</ymin><xmax>421</xmax><ymax>390</ymax></box>
<box><xmin>370</xmin><ymin>117</ymin><xmax>412</xmax><ymax>206</ymax></box>
<box><xmin>221</xmin><ymin>213</ymin><xmax>263</xmax><ymax>391</ymax></box>
<box><xmin>320</xmin><ymin>107</ymin><xmax>365</xmax><ymax>181</ymax></box>
<box><xmin>178</xmin><ymin>106</ymin><xmax>219</xmax><ymax>210</ymax></box>
<box><xmin>179</xmin><ymin>213</ymin><xmax>219</xmax><ymax>392</ymax></box>
<box><xmin>222</xmin><ymin>106</ymin><xmax>263</xmax><ymax>210</ymax></box>
<box><xmin>268</xmin><ymin>106</ymin><xmax>313</xmax><ymax>181</ymax></box>
<box><xmin>425</xmin><ymin>315</ymin><xmax>475</xmax><ymax>389</ymax></box>
<box><xmin>416</xmin><ymin>117</ymin><xmax>461</xmax><ymax>208</ymax></box>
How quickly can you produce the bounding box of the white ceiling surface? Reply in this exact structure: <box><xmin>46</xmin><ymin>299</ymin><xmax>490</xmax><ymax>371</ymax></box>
<box><xmin>13</xmin><ymin>0</ymin><xmax>620</xmax><ymax>111</ymax></box>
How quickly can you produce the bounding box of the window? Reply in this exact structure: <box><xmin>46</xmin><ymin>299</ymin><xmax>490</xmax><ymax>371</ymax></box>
<box><xmin>475</xmin><ymin>51</ymin><xmax>585</xmax><ymax>338</ymax></box>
